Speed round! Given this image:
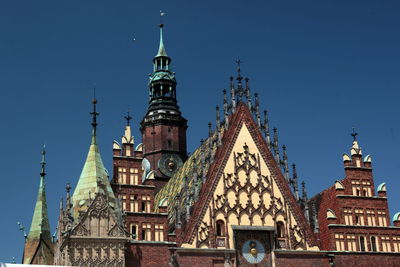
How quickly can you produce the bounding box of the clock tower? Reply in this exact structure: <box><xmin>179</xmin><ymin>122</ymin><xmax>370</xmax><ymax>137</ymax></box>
<box><xmin>140</xmin><ymin>24</ymin><xmax>187</xmax><ymax>191</ymax></box>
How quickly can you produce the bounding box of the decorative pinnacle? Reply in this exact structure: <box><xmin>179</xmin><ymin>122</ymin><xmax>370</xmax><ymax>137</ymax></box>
<box><xmin>351</xmin><ymin>127</ymin><xmax>358</xmax><ymax>141</ymax></box>
<box><xmin>65</xmin><ymin>182</ymin><xmax>71</xmax><ymax>194</ymax></box>
<box><xmin>90</xmin><ymin>90</ymin><xmax>99</xmax><ymax>144</ymax></box>
<box><xmin>91</xmin><ymin>98</ymin><xmax>99</xmax><ymax>128</ymax></box>
<box><xmin>40</xmin><ymin>145</ymin><xmax>46</xmax><ymax>177</ymax></box>
<box><xmin>235</xmin><ymin>58</ymin><xmax>242</xmax><ymax>81</ymax></box>
<box><xmin>124</xmin><ymin>110</ymin><xmax>132</xmax><ymax>126</ymax></box>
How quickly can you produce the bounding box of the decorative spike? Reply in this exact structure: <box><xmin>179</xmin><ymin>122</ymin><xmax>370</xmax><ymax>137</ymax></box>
<box><xmin>216</xmin><ymin>106</ymin><xmax>221</xmax><ymax>129</ymax></box>
<box><xmin>245</xmin><ymin>78</ymin><xmax>252</xmax><ymax>110</ymax></box>
<box><xmin>302</xmin><ymin>181</ymin><xmax>310</xmax><ymax>222</ymax></box>
<box><xmin>90</xmin><ymin>95</ymin><xmax>99</xmax><ymax>145</ymax></box>
<box><xmin>302</xmin><ymin>181</ymin><xmax>308</xmax><ymax>201</ymax></box>
<box><xmin>282</xmin><ymin>145</ymin><xmax>290</xmax><ymax>182</ymax></box>
<box><xmin>175</xmin><ymin>193</ymin><xmax>182</xmax><ymax>229</ymax></box>
<box><xmin>184</xmin><ymin>177</ymin><xmax>191</xmax><ymax>221</ymax></box>
<box><xmin>254</xmin><ymin>93</ymin><xmax>261</xmax><ymax>127</ymax></box>
<box><xmin>230</xmin><ymin>77</ymin><xmax>236</xmax><ymax>113</ymax></box>
<box><xmin>273</xmin><ymin>128</ymin><xmax>280</xmax><ymax>162</ymax></box>
<box><xmin>17</xmin><ymin>222</ymin><xmax>27</xmax><ymax>239</ymax></box>
<box><xmin>312</xmin><ymin>202</ymin><xmax>320</xmax><ymax>233</ymax></box>
<box><xmin>223</xmin><ymin>90</ymin><xmax>229</xmax><ymax>130</ymax></box>
<box><xmin>263</xmin><ymin>110</ymin><xmax>271</xmax><ymax>150</ymax></box>
<box><xmin>193</xmin><ymin>158</ymin><xmax>200</xmax><ymax>201</ymax></box>
<box><xmin>216</xmin><ymin>106</ymin><xmax>222</xmax><ymax>146</ymax></box>
<box><xmin>292</xmin><ymin>164</ymin><xmax>300</xmax><ymax>201</ymax></box>
<box><xmin>40</xmin><ymin>145</ymin><xmax>46</xmax><ymax>177</ymax></box>
<box><xmin>208</xmin><ymin>122</ymin><xmax>212</xmax><ymax>138</ymax></box>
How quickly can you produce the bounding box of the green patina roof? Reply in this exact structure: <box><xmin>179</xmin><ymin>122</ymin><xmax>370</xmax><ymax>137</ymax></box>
<box><xmin>156</xmin><ymin>25</ymin><xmax>168</xmax><ymax>58</ymax></box>
<box><xmin>24</xmin><ymin>149</ymin><xmax>53</xmax><ymax>264</ymax></box>
<box><xmin>72</xmin><ymin>131</ymin><xmax>117</xmax><ymax>219</ymax></box>
<box><xmin>28</xmin><ymin>174</ymin><xmax>51</xmax><ymax>240</ymax></box>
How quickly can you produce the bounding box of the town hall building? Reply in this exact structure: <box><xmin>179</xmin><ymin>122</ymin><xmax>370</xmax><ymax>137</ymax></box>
<box><xmin>21</xmin><ymin>24</ymin><xmax>400</xmax><ymax>267</ymax></box>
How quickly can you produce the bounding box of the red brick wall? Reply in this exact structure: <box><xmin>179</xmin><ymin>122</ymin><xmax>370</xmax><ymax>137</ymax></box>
<box><xmin>274</xmin><ymin>252</ymin><xmax>329</xmax><ymax>267</ymax></box>
<box><xmin>127</xmin><ymin>243</ymin><xmax>172</xmax><ymax>267</ymax></box>
<box><xmin>175</xmin><ymin>251</ymin><xmax>233</xmax><ymax>267</ymax></box>
<box><xmin>333</xmin><ymin>252</ymin><xmax>400</xmax><ymax>267</ymax></box>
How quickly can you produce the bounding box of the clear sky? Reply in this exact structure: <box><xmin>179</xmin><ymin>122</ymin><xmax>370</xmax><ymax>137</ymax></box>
<box><xmin>0</xmin><ymin>0</ymin><xmax>399</xmax><ymax>262</ymax></box>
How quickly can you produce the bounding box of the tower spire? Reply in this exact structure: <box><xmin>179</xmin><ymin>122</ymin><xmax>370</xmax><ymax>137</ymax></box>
<box><xmin>23</xmin><ymin>147</ymin><xmax>53</xmax><ymax>264</ymax></box>
<box><xmin>72</xmin><ymin>97</ymin><xmax>117</xmax><ymax>219</ymax></box>
<box><xmin>156</xmin><ymin>23</ymin><xmax>168</xmax><ymax>57</ymax></box>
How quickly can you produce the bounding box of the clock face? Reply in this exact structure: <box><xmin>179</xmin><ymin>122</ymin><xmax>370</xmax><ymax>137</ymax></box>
<box><xmin>158</xmin><ymin>153</ymin><xmax>183</xmax><ymax>177</ymax></box>
<box><xmin>241</xmin><ymin>239</ymin><xmax>266</xmax><ymax>264</ymax></box>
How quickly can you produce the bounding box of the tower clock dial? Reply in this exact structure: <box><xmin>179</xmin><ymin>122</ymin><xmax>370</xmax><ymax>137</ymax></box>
<box><xmin>241</xmin><ymin>239</ymin><xmax>266</xmax><ymax>264</ymax></box>
<box><xmin>158</xmin><ymin>153</ymin><xmax>183</xmax><ymax>177</ymax></box>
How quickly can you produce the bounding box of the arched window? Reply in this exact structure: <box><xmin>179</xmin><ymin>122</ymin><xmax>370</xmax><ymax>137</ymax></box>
<box><xmin>371</xmin><ymin>236</ymin><xmax>377</xmax><ymax>251</ymax></box>
<box><xmin>216</xmin><ymin>220</ymin><xmax>225</xmax><ymax>237</ymax></box>
<box><xmin>359</xmin><ymin>236</ymin><xmax>366</xmax><ymax>251</ymax></box>
<box><xmin>277</xmin><ymin>221</ymin><xmax>285</xmax><ymax>238</ymax></box>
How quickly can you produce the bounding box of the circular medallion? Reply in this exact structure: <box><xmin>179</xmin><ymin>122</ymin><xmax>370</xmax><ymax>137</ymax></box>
<box><xmin>158</xmin><ymin>153</ymin><xmax>183</xmax><ymax>177</ymax></box>
<box><xmin>242</xmin><ymin>239</ymin><xmax>265</xmax><ymax>264</ymax></box>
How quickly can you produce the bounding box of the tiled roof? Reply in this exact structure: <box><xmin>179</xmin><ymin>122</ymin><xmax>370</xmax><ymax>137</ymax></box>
<box><xmin>155</xmin><ymin>131</ymin><xmax>220</xmax><ymax>228</ymax></box>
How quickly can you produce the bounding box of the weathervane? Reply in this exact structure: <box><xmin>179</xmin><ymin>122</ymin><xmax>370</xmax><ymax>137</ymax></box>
<box><xmin>160</xmin><ymin>10</ymin><xmax>166</xmax><ymax>26</ymax></box>
<box><xmin>124</xmin><ymin>110</ymin><xmax>132</xmax><ymax>126</ymax></box>
<box><xmin>351</xmin><ymin>127</ymin><xmax>358</xmax><ymax>141</ymax></box>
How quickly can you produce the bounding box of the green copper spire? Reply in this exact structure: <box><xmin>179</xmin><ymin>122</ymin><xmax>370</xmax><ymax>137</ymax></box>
<box><xmin>23</xmin><ymin>146</ymin><xmax>53</xmax><ymax>264</ymax></box>
<box><xmin>72</xmin><ymin>98</ymin><xmax>117</xmax><ymax>219</ymax></box>
<box><xmin>27</xmin><ymin>146</ymin><xmax>51</xmax><ymax>240</ymax></box>
<box><xmin>156</xmin><ymin>24</ymin><xmax>168</xmax><ymax>57</ymax></box>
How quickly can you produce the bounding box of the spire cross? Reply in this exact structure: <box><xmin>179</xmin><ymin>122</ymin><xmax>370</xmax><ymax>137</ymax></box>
<box><xmin>40</xmin><ymin>145</ymin><xmax>46</xmax><ymax>177</ymax></box>
<box><xmin>351</xmin><ymin>127</ymin><xmax>358</xmax><ymax>141</ymax></box>
<box><xmin>124</xmin><ymin>110</ymin><xmax>132</xmax><ymax>126</ymax></box>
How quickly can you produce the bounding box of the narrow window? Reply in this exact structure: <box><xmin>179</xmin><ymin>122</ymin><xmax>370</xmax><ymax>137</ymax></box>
<box><xmin>360</xmin><ymin>236</ymin><xmax>366</xmax><ymax>251</ymax></box>
<box><xmin>142</xmin><ymin>201</ymin><xmax>146</xmax><ymax>212</ymax></box>
<box><xmin>371</xmin><ymin>236</ymin><xmax>377</xmax><ymax>251</ymax></box>
<box><xmin>131</xmin><ymin>225</ymin><xmax>137</xmax><ymax>239</ymax></box>
<box><xmin>216</xmin><ymin>220</ymin><xmax>225</xmax><ymax>237</ymax></box>
<box><xmin>277</xmin><ymin>221</ymin><xmax>285</xmax><ymax>238</ymax></box>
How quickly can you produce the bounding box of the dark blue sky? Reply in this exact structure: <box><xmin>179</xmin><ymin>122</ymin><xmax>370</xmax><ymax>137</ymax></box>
<box><xmin>1</xmin><ymin>0</ymin><xmax>399</xmax><ymax>262</ymax></box>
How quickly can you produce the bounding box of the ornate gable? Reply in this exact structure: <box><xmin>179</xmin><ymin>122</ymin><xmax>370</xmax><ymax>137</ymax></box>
<box><xmin>56</xmin><ymin>190</ymin><xmax>128</xmax><ymax>266</ymax></box>
<box><xmin>180</xmin><ymin>103</ymin><xmax>318</xmax><ymax>252</ymax></box>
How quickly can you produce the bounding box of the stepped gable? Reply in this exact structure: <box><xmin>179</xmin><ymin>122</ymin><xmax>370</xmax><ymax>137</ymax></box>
<box><xmin>180</xmin><ymin>102</ymin><xmax>318</xmax><ymax>247</ymax></box>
